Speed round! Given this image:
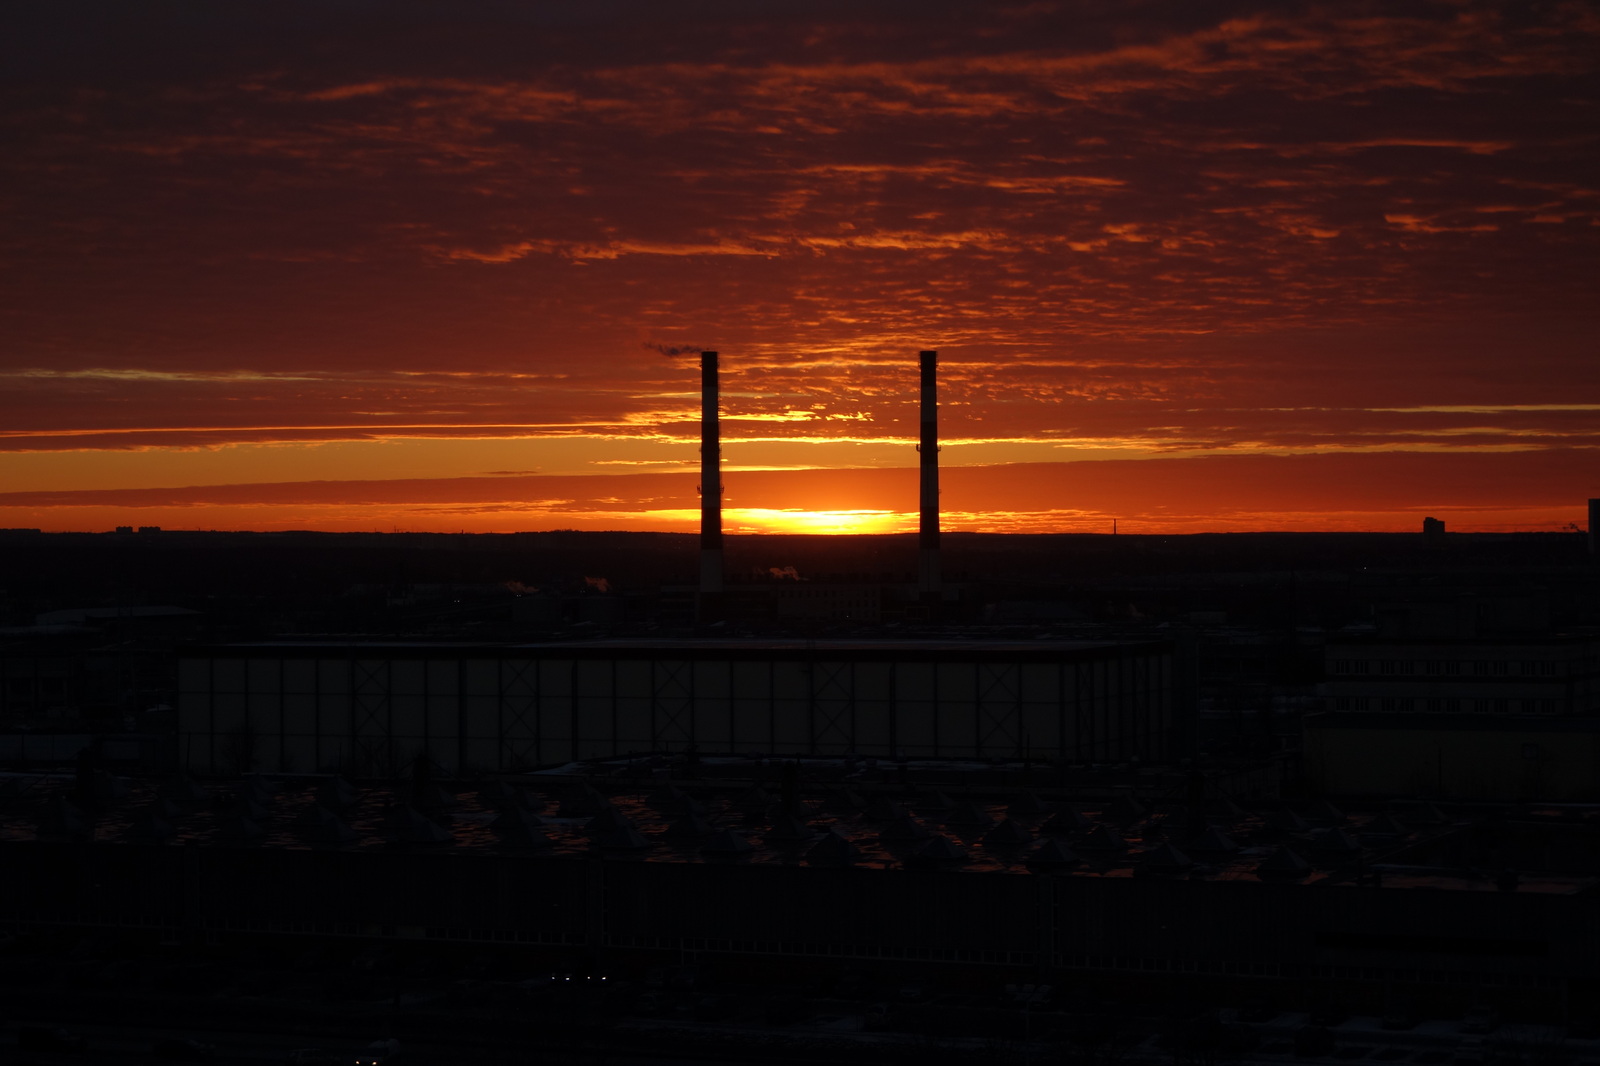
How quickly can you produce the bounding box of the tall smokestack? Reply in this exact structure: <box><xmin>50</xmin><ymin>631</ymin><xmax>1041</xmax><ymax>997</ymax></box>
<box><xmin>1589</xmin><ymin>498</ymin><xmax>1599</xmax><ymax>559</ymax></box>
<box><xmin>918</xmin><ymin>350</ymin><xmax>941</xmax><ymax>598</ymax></box>
<box><xmin>699</xmin><ymin>351</ymin><xmax>724</xmax><ymax>613</ymax></box>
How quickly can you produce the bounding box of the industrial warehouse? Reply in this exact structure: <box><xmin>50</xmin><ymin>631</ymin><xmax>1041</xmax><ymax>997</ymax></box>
<box><xmin>174</xmin><ymin>638</ymin><xmax>1179</xmax><ymax>777</ymax></box>
<box><xmin>172</xmin><ymin>352</ymin><xmax>1178</xmax><ymax>777</ymax></box>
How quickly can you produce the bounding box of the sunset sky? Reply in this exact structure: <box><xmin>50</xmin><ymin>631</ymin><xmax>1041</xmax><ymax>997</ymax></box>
<box><xmin>2</xmin><ymin>1</ymin><xmax>1597</xmax><ymax>535</ymax></box>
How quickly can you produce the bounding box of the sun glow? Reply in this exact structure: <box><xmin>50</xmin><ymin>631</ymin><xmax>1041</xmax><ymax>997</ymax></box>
<box><xmin>726</xmin><ymin>508</ymin><xmax>912</xmax><ymax>535</ymax></box>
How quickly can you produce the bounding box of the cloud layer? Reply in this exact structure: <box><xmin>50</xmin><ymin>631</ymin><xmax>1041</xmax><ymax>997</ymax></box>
<box><xmin>1</xmin><ymin>1</ymin><xmax>1596</xmax><ymax>530</ymax></box>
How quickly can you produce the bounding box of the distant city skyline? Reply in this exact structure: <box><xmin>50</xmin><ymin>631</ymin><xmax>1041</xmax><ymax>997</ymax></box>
<box><xmin>2</xmin><ymin>3</ymin><xmax>1596</xmax><ymax>534</ymax></box>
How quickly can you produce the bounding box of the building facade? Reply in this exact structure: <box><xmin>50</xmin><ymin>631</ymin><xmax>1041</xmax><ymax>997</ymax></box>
<box><xmin>177</xmin><ymin>639</ymin><xmax>1178</xmax><ymax>776</ymax></box>
<box><xmin>1305</xmin><ymin>712</ymin><xmax>1600</xmax><ymax>800</ymax></box>
<box><xmin>1324</xmin><ymin>635</ymin><xmax>1600</xmax><ymax>716</ymax></box>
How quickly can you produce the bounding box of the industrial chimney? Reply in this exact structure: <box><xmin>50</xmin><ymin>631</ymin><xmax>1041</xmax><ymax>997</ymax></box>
<box><xmin>699</xmin><ymin>351</ymin><xmax>724</xmax><ymax>617</ymax></box>
<box><xmin>918</xmin><ymin>350</ymin><xmax>941</xmax><ymax>599</ymax></box>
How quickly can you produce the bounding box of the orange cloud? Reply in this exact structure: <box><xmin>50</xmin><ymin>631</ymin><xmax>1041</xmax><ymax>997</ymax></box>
<box><xmin>1</xmin><ymin>3</ymin><xmax>1596</xmax><ymax>534</ymax></box>
<box><xmin>0</xmin><ymin>452</ymin><xmax>1592</xmax><ymax>536</ymax></box>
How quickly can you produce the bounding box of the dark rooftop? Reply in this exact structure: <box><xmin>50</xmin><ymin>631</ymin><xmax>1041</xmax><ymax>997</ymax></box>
<box><xmin>200</xmin><ymin>638</ymin><xmax>1157</xmax><ymax>653</ymax></box>
<box><xmin>5</xmin><ymin>758</ymin><xmax>1592</xmax><ymax>895</ymax></box>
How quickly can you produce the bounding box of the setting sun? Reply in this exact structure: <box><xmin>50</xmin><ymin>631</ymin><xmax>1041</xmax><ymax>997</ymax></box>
<box><xmin>728</xmin><ymin>509</ymin><xmax>911</xmax><ymax>536</ymax></box>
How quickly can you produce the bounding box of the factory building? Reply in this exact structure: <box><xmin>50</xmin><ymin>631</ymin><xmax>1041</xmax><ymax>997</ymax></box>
<box><xmin>1313</xmin><ymin>577</ymin><xmax>1600</xmax><ymax>800</ymax></box>
<box><xmin>1304</xmin><ymin>712</ymin><xmax>1600</xmax><ymax>801</ymax></box>
<box><xmin>176</xmin><ymin>639</ymin><xmax>1178</xmax><ymax>777</ymax></box>
<box><xmin>1316</xmin><ymin>635</ymin><xmax>1600</xmax><ymax>800</ymax></box>
<box><xmin>1325</xmin><ymin>633</ymin><xmax>1600</xmax><ymax>716</ymax></box>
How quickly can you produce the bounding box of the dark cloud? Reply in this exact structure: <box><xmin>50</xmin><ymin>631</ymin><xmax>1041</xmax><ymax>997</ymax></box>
<box><xmin>0</xmin><ymin>2</ymin><xmax>1595</xmax><ymax>530</ymax></box>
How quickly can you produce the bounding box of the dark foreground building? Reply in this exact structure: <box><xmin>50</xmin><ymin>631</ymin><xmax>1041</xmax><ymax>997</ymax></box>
<box><xmin>175</xmin><ymin>639</ymin><xmax>1180</xmax><ymax>776</ymax></box>
<box><xmin>1</xmin><ymin>766</ymin><xmax>1595</xmax><ymax>1026</ymax></box>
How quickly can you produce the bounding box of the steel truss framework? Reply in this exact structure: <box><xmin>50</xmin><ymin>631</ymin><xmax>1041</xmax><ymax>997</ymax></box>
<box><xmin>178</xmin><ymin>642</ymin><xmax>1176</xmax><ymax>775</ymax></box>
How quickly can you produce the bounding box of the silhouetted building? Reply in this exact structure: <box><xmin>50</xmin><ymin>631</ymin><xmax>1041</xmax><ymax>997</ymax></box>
<box><xmin>1196</xmin><ymin>623</ymin><xmax>1322</xmax><ymax>754</ymax></box>
<box><xmin>35</xmin><ymin>605</ymin><xmax>202</xmax><ymax>636</ymax></box>
<box><xmin>0</xmin><ymin>628</ymin><xmax>86</xmax><ymax>719</ymax></box>
<box><xmin>2</xmin><ymin>773</ymin><xmax>1598</xmax><ymax>1020</ymax></box>
<box><xmin>1</xmin><ymin>606</ymin><xmax>201</xmax><ymax>722</ymax></box>
<box><xmin>1326</xmin><ymin>634</ymin><xmax>1599</xmax><ymax>716</ymax></box>
<box><xmin>749</xmin><ymin>580</ymin><xmax>885</xmax><ymax>622</ymax></box>
<box><xmin>1317</xmin><ymin>586</ymin><xmax>1600</xmax><ymax>799</ymax></box>
<box><xmin>1305</xmin><ymin>711</ymin><xmax>1600</xmax><ymax>800</ymax></box>
<box><xmin>176</xmin><ymin>638</ymin><xmax>1179</xmax><ymax>776</ymax></box>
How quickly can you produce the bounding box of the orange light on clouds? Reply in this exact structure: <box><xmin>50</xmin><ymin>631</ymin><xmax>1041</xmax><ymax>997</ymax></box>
<box><xmin>0</xmin><ymin>4</ymin><xmax>1596</xmax><ymax>534</ymax></box>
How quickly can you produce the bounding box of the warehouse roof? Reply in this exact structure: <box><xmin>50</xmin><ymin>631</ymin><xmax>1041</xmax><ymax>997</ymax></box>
<box><xmin>7</xmin><ymin>765</ymin><xmax>1583</xmax><ymax>894</ymax></box>
<box><xmin>184</xmin><ymin>637</ymin><xmax>1169</xmax><ymax>661</ymax></box>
